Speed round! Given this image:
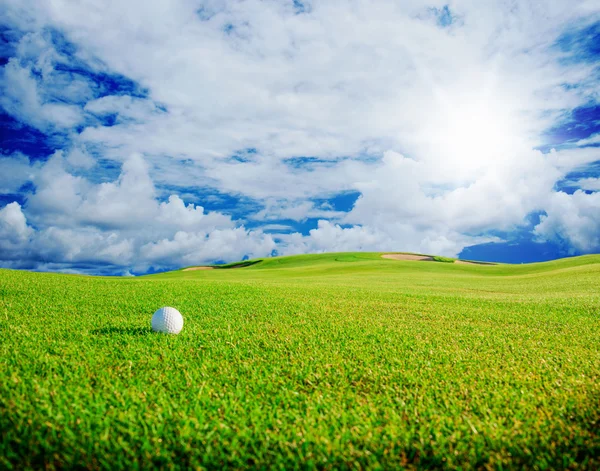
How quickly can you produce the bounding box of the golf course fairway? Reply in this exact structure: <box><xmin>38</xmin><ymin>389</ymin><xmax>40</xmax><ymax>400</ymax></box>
<box><xmin>1</xmin><ymin>252</ymin><xmax>598</xmax><ymax>469</ymax></box>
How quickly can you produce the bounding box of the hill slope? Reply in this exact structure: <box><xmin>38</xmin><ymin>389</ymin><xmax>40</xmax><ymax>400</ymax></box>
<box><xmin>159</xmin><ymin>252</ymin><xmax>600</xmax><ymax>298</ymax></box>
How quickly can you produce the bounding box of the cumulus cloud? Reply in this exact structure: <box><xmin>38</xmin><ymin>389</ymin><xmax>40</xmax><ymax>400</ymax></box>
<box><xmin>65</xmin><ymin>146</ymin><xmax>96</xmax><ymax>169</ymax></box>
<box><xmin>0</xmin><ymin>202</ymin><xmax>32</xmax><ymax>245</ymax></box>
<box><xmin>0</xmin><ymin>155</ymin><xmax>276</xmax><ymax>273</ymax></box>
<box><xmin>140</xmin><ymin>228</ymin><xmax>275</xmax><ymax>267</ymax></box>
<box><xmin>0</xmin><ymin>0</ymin><xmax>599</xmax><ymax>272</ymax></box>
<box><xmin>279</xmin><ymin>220</ymin><xmax>394</xmax><ymax>256</ymax></box>
<box><xmin>534</xmin><ymin>191</ymin><xmax>600</xmax><ymax>253</ymax></box>
<box><xmin>342</xmin><ymin>150</ymin><xmax>556</xmax><ymax>249</ymax></box>
<box><xmin>279</xmin><ymin>219</ymin><xmax>498</xmax><ymax>258</ymax></box>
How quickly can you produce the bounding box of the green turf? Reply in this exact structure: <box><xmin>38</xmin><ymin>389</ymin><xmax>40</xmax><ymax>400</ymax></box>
<box><xmin>1</xmin><ymin>252</ymin><xmax>599</xmax><ymax>469</ymax></box>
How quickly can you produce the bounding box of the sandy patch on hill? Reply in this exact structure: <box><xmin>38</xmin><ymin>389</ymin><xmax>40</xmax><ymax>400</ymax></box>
<box><xmin>382</xmin><ymin>253</ymin><xmax>434</xmax><ymax>261</ymax></box>
<box><xmin>383</xmin><ymin>254</ymin><xmax>497</xmax><ymax>265</ymax></box>
<box><xmin>183</xmin><ymin>266</ymin><xmax>214</xmax><ymax>271</ymax></box>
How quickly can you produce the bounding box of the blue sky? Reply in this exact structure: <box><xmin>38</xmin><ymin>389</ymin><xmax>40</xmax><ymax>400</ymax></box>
<box><xmin>0</xmin><ymin>0</ymin><xmax>599</xmax><ymax>274</ymax></box>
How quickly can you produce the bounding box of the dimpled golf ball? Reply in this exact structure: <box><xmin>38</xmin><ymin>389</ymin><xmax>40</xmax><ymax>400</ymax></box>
<box><xmin>151</xmin><ymin>306</ymin><xmax>184</xmax><ymax>334</ymax></box>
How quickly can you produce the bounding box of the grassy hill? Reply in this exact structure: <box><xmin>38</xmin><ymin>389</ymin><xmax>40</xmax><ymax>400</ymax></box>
<box><xmin>1</xmin><ymin>253</ymin><xmax>599</xmax><ymax>469</ymax></box>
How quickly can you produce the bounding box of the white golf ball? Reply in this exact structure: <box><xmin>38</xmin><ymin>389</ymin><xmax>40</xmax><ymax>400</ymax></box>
<box><xmin>151</xmin><ymin>306</ymin><xmax>184</xmax><ymax>334</ymax></box>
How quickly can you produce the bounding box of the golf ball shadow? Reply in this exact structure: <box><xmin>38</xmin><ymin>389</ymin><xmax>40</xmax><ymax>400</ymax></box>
<box><xmin>92</xmin><ymin>326</ymin><xmax>151</xmax><ymax>336</ymax></box>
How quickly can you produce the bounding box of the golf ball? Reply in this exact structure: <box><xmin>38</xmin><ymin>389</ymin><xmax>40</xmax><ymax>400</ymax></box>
<box><xmin>151</xmin><ymin>306</ymin><xmax>184</xmax><ymax>334</ymax></box>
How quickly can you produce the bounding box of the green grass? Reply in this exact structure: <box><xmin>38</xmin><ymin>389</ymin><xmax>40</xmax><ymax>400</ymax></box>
<box><xmin>1</xmin><ymin>252</ymin><xmax>599</xmax><ymax>469</ymax></box>
<box><xmin>431</xmin><ymin>255</ymin><xmax>456</xmax><ymax>263</ymax></box>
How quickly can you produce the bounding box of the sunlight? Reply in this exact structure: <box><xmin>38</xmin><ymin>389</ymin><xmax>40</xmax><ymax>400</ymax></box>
<box><xmin>433</xmin><ymin>95</ymin><xmax>517</xmax><ymax>174</ymax></box>
<box><xmin>412</xmin><ymin>74</ymin><xmax>524</xmax><ymax>180</ymax></box>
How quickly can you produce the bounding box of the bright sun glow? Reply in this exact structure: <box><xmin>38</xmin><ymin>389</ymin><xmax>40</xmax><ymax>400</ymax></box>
<box><xmin>446</xmin><ymin>104</ymin><xmax>504</xmax><ymax>157</ymax></box>
<box><xmin>437</xmin><ymin>100</ymin><xmax>516</xmax><ymax>171</ymax></box>
<box><xmin>419</xmin><ymin>84</ymin><xmax>523</xmax><ymax>179</ymax></box>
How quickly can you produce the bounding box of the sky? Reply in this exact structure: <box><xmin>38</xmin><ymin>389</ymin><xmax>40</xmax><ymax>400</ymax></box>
<box><xmin>0</xmin><ymin>0</ymin><xmax>599</xmax><ymax>275</ymax></box>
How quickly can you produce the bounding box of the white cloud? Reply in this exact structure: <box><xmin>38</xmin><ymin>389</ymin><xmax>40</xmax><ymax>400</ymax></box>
<box><xmin>0</xmin><ymin>202</ymin><xmax>32</xmax><ymax>244</ymax></box>
<box><xmin>0</xmin><ymin>154</ymin><xmax>35</xmax><ymax>194</ymax></box>
<box><xmin>577</xmin><ymin>178</ymin><xmax>600</xmax><ymax>191</ymax></box>
<box><xmin>65</xmin><ymin>146</ymin><xmax>96</xmax><ymax>169</ymax></box>
<box><xmin>157</xmin><ymin>195</ymin><xmax>233</xmax><ymax>232</ymax></box>
<box><xmin>342</xmin><ymin>150</ymin><xmax>554</xmax><ymax>251</ymax></box>
<box><xmin>252</xmin><ymin>198</ymin><xmax>346</xmax><ymax>222</ymax></box>
<box><xmin>546</xmin><ymin>147</ymin><xmax>600</xmax><ymax>175</ymax></box>
<box><xmin>278</xmin><ymin>219</ymin><xmax>498</xmax><ymax>258</ymax></box>
<box><xmin>576</xmin><ymin>133</ymin><xmax>600</xmax><ymax>147</ymax></box>
<box><xmin>0</xmin><ymin>154</ymin><xmax>276</xmax><ymax>272</ymax></box>
<box><xmin>279</xmin><ymin>220</ymin><xmax>393</xmax><ymax>255</ymax></box>
<box><xmin>84</xmin><ymin>95</ymin><xmax>162</xmax><ymax>122</ymax></box>
<box><xmin>0</xmin><ymin>58</ymin><xmax>84</xmax><ymax>131</ymax></box>
<box><xmin>139</xmin><ymin>228</ymin><xmax>275</xmax><ymax>268</ymax></box>
<box><xmin>534</xmin><ymin>191</ymin><xmax>600</xmax><ymax>252</ymax></box>
<box><xmin>25</xmin><ymin>152</ymin><xmax>235</xmax><ymax>233</ymax></box>
<box><xmin>21</xmin><ymin>0</ymin><xmax>592</xmax><ymax>163</ymax></box>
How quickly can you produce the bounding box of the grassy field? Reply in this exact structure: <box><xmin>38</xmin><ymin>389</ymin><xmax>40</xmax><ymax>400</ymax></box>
<box><xmin>1</xmin><ymin>252</ymin><xmax>599</xmax><ymax>469</ymax></box>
